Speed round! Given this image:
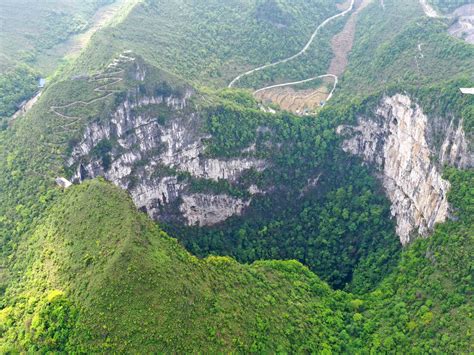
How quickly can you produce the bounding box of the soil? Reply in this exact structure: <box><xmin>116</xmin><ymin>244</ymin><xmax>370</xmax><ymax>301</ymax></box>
<box><xmin>328</xmin><ymin>0</ymin><xmax>373</xmax><ymax>77</ymax></box>
<box><xmin>255</xmin><ymin>84</ymin><xmax>330</xmax><ymax>115</ymax></box>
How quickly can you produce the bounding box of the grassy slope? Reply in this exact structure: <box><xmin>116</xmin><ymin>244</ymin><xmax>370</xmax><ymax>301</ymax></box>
<box><xmin>74</xmin><ymin>0</ymin><xmax>341</xmax><ymax>88</ymax></box>
<box><xmin>1</xmin><ymin>172</ymin><xmax>472</xmax><ymax>352</ymax></box>
<box><xmin>2</xmin><ymin>180</ymin><xmax>351</xmax><ymax>353</ymax></box>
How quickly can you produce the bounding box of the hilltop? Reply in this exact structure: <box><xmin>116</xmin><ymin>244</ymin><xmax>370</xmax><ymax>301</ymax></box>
<box><xmin>0</xmin><ymin>0</ymin><xmax>473</xmax><ymax>352</ymax></box>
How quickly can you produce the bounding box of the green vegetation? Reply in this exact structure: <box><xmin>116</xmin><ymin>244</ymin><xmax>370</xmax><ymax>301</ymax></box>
<box><xmin>356</xmin><ymin>168</ymin><xmax>474</xmax><ymax>352</ymax></box>
<box><xmin>0</xmin><ymin>65</ymin><xmax>38</xmax><ymax>122</ymax></box>
<box><xmin>0</xmin><ymin>0</ymin><xmax>473</xmax><ymax>352</ymax></box>
<box><xmin>1</xmin><ymin>171</ymin><xmax>472</xmax><ymax>352</ymax></box>
<box><xmin>169</xmin><ymin>91</ymin><xmax>401</xmax><ymax>291</ymax></box>
<box><xmin>337</xmin><ymin>0</ymin><xmax>474</xmax><ymax>99</ymax></box>
<box><xmin>429</xmin><ymin>0</ymin><xmax>472</xmax><ymax>13</ymax></box>
<box><xmin>0</xmin><ymin>0</ymin><xmax>116</xmax><ymax>73</ymax></box>
<box><xmin>1</xmin><ymin>180</ymin><xmax>352</xmax><ymax>352</ymax></box>
<box><xmin>75</xmin><ymin>0</ymin><xmax>342</xmax><ymax>87</ymax></box>
<box><xmin>0</xmin><ymin>0</ymin><xmax>120</xmax><ymax>120</ymax></box>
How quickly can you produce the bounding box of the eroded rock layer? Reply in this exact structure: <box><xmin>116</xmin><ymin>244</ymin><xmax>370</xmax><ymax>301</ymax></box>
<box><xmin>68</xmin><ymin>87</ymin><xmax>266</xmax><ymax>226</ymax></box>
<box><xmin>338</xmin><ymin>94</ymin><xmax>472</xmax><ymax>245</ymax></box>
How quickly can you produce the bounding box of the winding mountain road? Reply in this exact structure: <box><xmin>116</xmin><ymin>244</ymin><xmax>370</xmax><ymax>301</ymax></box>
<box><xmin>50</xmin><ymin>53</ymin><xmax>135</xmax><ymax>135</ymax></box>
<box><xmin>228</xmin><ymin>0</ymin><xmax>355</xmax><ymax>102</ymax></box>
<box><xmin>254</xmin><ymin>74</ymin><xmax>338</xmax><ymax>102</ymax></box>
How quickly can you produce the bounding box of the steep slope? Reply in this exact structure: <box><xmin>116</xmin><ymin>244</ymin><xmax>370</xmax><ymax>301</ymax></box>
<box><xmin>0</xmin><ymin>0</ymin><xmax>116</xmax><ymax>72</ymax></box>
<box><xmin>56</xmin><ymin>56</ymin><xmax>401</xmax><ymax>290</ymax></box>
<box><xmin>0</xmin><ymin>0</ymin><xmax>473</xmax><ymax>352</ymax></box>
<box><xmin>0</xmin><ymin>0</ymin><xmax>135</xmax><ymax>123</ymax></box>
<box><xmin>1</xmin><ymin>180</ymin><xmax>351</xmax><ymax>352</ymax></box>
<box><xmin>1</xmin><ymin>170</ymin><xmax>472</xmax><ymax>353</ymax></box>
<box><xmin>336</xmin><ymin>0</ymin><xmax>474</xmax><ymax>98</ymax></box>
<box><xmin>74</xmin><ymin>0</ymin><xmax>342</xmax><ymax>88</ymax></box>
<box><xmin>338</xmin><ymin>92</ymin><xmax>473</xmax><ymax>244</ymax></box>
<box><xmin>2</xmin><ymin>0</ymin><xmax>472</xmax><ymax>293</ymax></box>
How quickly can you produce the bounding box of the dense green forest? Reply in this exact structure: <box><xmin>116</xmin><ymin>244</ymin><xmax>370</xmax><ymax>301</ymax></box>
<box><xmin>429</xmin><ymin>0</ymin><xmax>472</xmax><ymax>13</ymax></box>
<box><xmin>1</xmin><ymin>170</ymin><xmax>472</xmax><ymax>352</ymax></box>
<box><xmin>0</xmin><ymin>65</ymin><xmax>38</xmax><ymax>123</ymax></box>
<box><xmin>74</xmin><ymin>0</ymin><xmax>341</xmax><ymax>87</ymax></box>
<box><xmin>166</xmin><ymin>90</ymin><xmax>401</xmax><ymax>291</ymax></box>
<box><xmin>0</xmin><ymin>0</ymin><xmax>473</xmax><ymax>352</ymax></box>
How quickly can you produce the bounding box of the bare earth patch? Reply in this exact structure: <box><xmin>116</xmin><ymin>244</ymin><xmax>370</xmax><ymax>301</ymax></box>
<box><xmin>328</xmin><ymin>0</ymin><xmax>373</xmax><ymax>77</ymax></box>
<box><xmin>255</xmin><ymin>85</ymin><xmax>330</xmax><ymax>115</ymax></box>
<box><xmin>255</xmin><ymin>0</ymin><xmax>371</xmax><ymax>115</ymax></box>
<box><xmin>448</xmin><ymin>4</ymin><xmax>474</xmax><ymax>44</ymax></box>
<box><xmin>337</xmin><ymin>0</ymin><xmax>353</xmax><ymax>11</ymax></box>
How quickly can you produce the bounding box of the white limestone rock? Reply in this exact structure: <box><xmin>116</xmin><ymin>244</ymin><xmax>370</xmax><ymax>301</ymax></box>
<box><xmin>338</xmin><ymin>94</ymin><xmax>471</xmax><ymax>245</ymax></box>
<box><xmin>180</xmin><ymin>194</ymin><xmax>251</xmax><ymax>226</ymax></box>
<box><xmin>69</xmin><ymin>88</ymin><xmax>268</xmax><ymax>226</ymax></box>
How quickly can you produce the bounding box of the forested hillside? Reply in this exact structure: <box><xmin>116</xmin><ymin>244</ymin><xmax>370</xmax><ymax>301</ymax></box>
<box><xmin>0</xmin><ymin>0</ymin><xmax>473</xmax><ymax>352</ymax></box>
<box><xmin>0</xmin><ymin>0</ymin><xmax>124</xmax><ymax>121</ymax></box>
<box><xmin>1</xmin><ymin>171</ymin><xmax>472</xmax><ymax>352</ymax></box>
<box><xmin>75</xmin><ymin>0</ymin><xmax>342</xmax><ymax>87</ymax></box>
<box><xmin>428</xmin><ymin>0</ymin><xmax>472</xmax><ymax>13</ymax></box>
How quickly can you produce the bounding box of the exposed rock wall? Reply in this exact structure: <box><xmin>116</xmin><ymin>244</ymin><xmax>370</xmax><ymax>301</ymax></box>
<box><xmin>68</xmin><ymin>88</ymin><xmax>267</xmax><ymax>225</ymax></box>
<box><xmin>338</xmin><ymin>94</ymin><xmax>472</xmax><ymax>245</ymax></box>
<box><xmin>180</xmin><ymin>194</ymin><xmax>251</xmax><ymax>226</ymax></box>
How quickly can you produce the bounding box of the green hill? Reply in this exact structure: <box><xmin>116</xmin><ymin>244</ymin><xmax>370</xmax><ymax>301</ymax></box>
<box><xmin>0</xmin><ymin>0</ymin><xmax>473</xmax><ymax>352</ymax></box>
<box><xmin>1</xmin><ymin>172</ymin><xmax>472</xmax><ymax>352</ymax></box>
<box><xmin>2</xmin><ymin>179</ymin><xmax>350</xmax><ymax>352</ymax></box>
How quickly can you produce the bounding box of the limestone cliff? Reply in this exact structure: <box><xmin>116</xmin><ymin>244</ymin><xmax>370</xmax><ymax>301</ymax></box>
<box><xmin>68</xmin><ymin>85</ymin><xmax>267</xmax><ymax>226</ymax></box>
<box><xmin>338</xmin><ymin>94</ymin><xmax>472</xmax><ymax>245</ymax></box>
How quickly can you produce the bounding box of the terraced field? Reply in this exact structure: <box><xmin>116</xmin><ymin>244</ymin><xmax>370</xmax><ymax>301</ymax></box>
<box><xmin>248</xmin><ymin>0</ymin><xmax>372</xmax><ymax>115</ymax></box>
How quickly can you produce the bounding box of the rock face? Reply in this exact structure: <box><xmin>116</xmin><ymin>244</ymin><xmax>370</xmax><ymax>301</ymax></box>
<box><xmin>180</xmin><ymin>194</ymin><xmax>251</xmax><ymax>226</ymax></box>
<box><xmin>338</xmin><ymin>94</ymin><xmax>472</xmax><ymax>245</ymax></box>
<box><xmin>68</xmin><ymin>87</ymin><xmax>267</xmax><ymax>226</ymax></box>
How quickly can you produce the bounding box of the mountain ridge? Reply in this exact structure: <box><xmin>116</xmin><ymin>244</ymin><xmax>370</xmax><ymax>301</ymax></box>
<box><xmin>1</xmin><ymin>0</ymin><xmax>473</xmax><ymax>352</ymax></box>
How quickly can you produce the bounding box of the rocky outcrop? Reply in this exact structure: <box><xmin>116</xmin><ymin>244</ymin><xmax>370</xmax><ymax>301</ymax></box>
<box><xmin>159</xmin><ymin>121</ymin><xmax>266</xmax><ymax>181</ymax></box>
<box><xmin>68</xmin><ymin>87</ymin><xmax>267</xmax><ymax>226</ymax></box>
<box><xmin>438</xmin><ymin>117</ymin><xmax>472</xmax><ymax>168</ymax></box>
<box><xmin>180</xmin><ymin>194</ymin><xmax>251</xmax><ymax>226</ymax></box>
<box><xmin>338</xmin><ymin>94</ymin><xmax>472</xmax><ymax>245</ymax></box>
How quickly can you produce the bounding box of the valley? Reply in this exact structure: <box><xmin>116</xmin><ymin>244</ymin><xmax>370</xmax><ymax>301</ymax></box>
<box><xmin>1</xmin><ymin>0</ymin><xmax>136</xmax><ymax>124</ymax></box>
<box><xmin>231</xmin><ymin>0</ymin><xmax>355</xmax><ymax>114</ymax></box>
<box><xmin>0</xmin><ymin>0</ymin><xmax>473</xmax><ymax>352</ymax></box>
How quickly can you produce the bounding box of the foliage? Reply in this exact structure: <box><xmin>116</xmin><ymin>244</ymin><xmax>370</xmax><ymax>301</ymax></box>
<box><xmin>75</xmin><ymin>0</ymin><xmax>340</xmax><ymax>88</ymax></box>
<box><xmin>168</xmin><ymin>92</ymin><xmax>401</xmax><ymax>291</ymax></box>
<box><xmin>0</xmin><ymin>0</ymin><xmax>472</xmax><ymax>352</ymax></box>
<box><xmin>337</xmin><ymin>0</ymin><xmax>474</xmax><ymax>99</ymax></box>
<box><xmin>1</xmin><ymin>171</ymin><xmax>472</xmax><ymax>352</ymax></box>
<box><xmin>428</xmin><ymin>0</ymin><xmax>472</xmax><ymax>13</ymax></box>
<box><xmin>1</xmin><ymin>180</ymin><xmax>352</xmax><ymax>352</ymax></box>
<box><xmin>28</xmin><ymin>291</ymin><xmax>78</xmax><ymax>352</ymax></box>
<box><xmin>0</xmin><ymin>0</ymin><xmax>118</xmax><ymax>74</ymax></box>
<box><xmin>0</xmin><ymin>65</ymin><xmax>38</xmax><ymax>120</ymax></box>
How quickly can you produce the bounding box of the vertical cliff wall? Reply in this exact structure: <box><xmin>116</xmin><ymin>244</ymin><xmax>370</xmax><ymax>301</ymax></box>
<box><xmin>67</xmin><ymin>86</ymin><xmax>268</xmax><ymax>226</ymax></box>
<box><xmin>338</xmin><ymin>94</ymin><xmax>472</xmax><ymax>245</ymax></box>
